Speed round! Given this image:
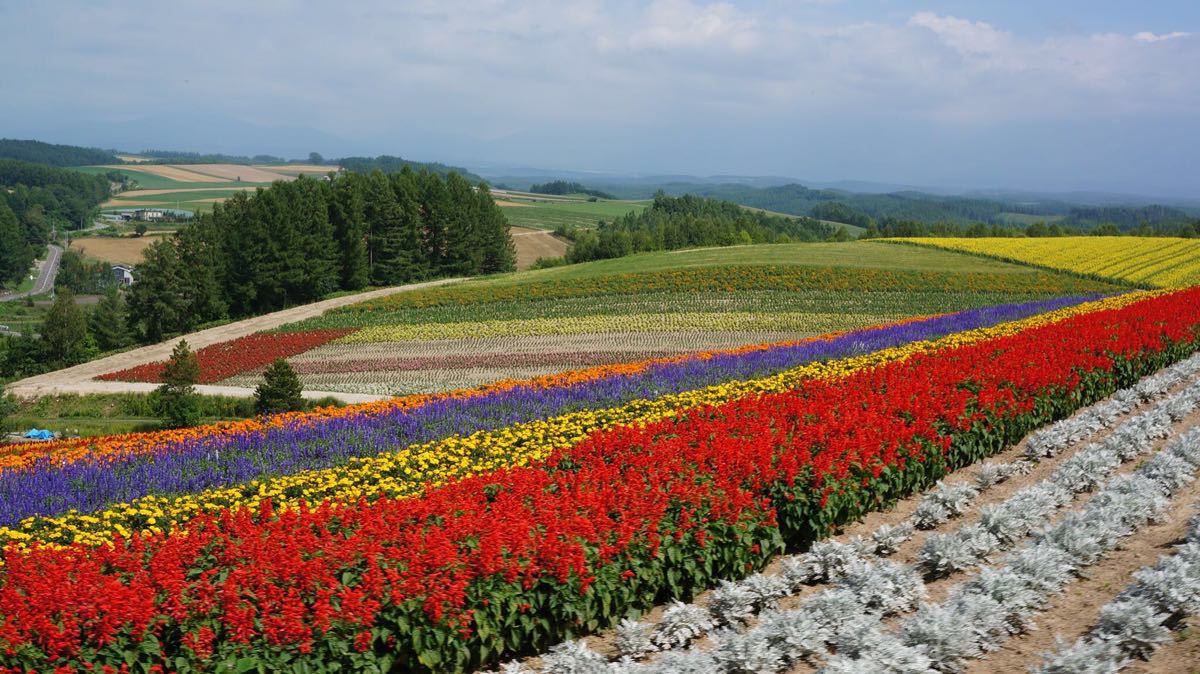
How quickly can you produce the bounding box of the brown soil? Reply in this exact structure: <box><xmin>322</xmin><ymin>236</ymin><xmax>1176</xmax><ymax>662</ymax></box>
<box><xmin>495</xmin><ymin>199</ymin><xmax>534</xmax><ymax>207</ymax></box>
<box><xmin>179</xmin><ymin>164</ymin><xmax>293</xmax><ymax>183</ymax></box>
<box><xmin>100</xmin><ymin>164</ymin><xmax>227</xmax><ymax>183</ymax></box>
<box><xmin>511</xmin><ymin>226</ymin><xmax>568</xmax><ymax>269</ymax></box>
<box><xmin>69</xmin><ymin>234</ymin><xmax>169</xmax><ymax>264</ymax></box>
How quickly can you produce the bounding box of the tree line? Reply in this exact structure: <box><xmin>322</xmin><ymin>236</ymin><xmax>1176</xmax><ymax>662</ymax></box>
<box><xmin>126</xmin><ymin>170</ymin><xmax>514</xmax><ymax>341</ymax></box>
<box><xmin>0</xmin><ymin>139</ymin><xmax>117</xmax><ymax>167</ymax></box>
<box><xmin>337</xmin><ymin>155</ymin><xmax>484</xmax><ymax>182</ymax></box>
<box><xmin>562</xmin><ymin>193</ymin><xmax>840</xmax><ymax>263</ymax></box>
<box><xmin>0</xmin><ymin>160</ymin><xmax>111</xmax><ymax>287</ymax></box>
<box><xmin>857</xmin><ymin>217</ymin><xmax>1200</xmax><ymax>239</ymax></box>
<box><xmin>528</xmin><ymin>180</ymin><xmax>615</xmax><ymax>200</ymax></box>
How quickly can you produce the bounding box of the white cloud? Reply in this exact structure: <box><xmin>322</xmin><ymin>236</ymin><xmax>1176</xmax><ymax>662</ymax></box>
<box><xmin>1133</xmin><ymin>31</ymin><xmax>1191</xmax><ymax>42</ymax></box>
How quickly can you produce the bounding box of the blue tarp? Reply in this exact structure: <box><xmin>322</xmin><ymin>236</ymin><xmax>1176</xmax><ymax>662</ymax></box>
<box><xmin>23</xmin><ymin>429</ymin><xmax>53</xmax><ymax>440</ymax></box>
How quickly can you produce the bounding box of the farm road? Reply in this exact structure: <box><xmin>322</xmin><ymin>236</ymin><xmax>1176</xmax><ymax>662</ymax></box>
<box><xmin>5</xmin><ymin>277</ymin><xmax>464</xmax><ymax>402</ymax></box>
<box><xmin>0</xmin><ymin>244</ymin><xmax>62</xmax><ymax>302</ymax></box>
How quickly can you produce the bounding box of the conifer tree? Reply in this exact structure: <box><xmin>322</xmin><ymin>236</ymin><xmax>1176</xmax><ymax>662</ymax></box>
<box><xmin>127</xmin><ymin>238</ymin><xmax>186</xmax><ymax>342</ymax></box>
<box><xmin>42</xmin><ymin>288</ymin><xmax>94</xmax><ymax>365</ymax></box>
<box><xmin>155</xmin><ymin>339</ymin><xmax>200</xmax><ymax>429</ymax></box>
<box><xmin>89</xmin><ymin>286</ymin><xmax>133</xmax><ymax>351</ymax></box>
<box><xmin>329</xmin><ymin>175</ymin><xmax>369</xmax><ymax>289</ymax></box>
<box><xmin>255</xmin><ymin>358</ymin><xmax>304</xmax><ymax>415</ymax></box>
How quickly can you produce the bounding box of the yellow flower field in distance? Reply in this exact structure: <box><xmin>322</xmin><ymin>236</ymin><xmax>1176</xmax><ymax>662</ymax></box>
<box><xmin>890</xmin><ymin>237</ymin><xmax>1200</xmax><ymax>288</ymax></box>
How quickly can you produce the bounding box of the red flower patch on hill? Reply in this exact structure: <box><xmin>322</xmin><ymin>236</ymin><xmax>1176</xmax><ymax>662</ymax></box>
<box><xmin>98</xmin><ymin>329</ymin><xmax>355</xmax><ymax>384</ymax></box>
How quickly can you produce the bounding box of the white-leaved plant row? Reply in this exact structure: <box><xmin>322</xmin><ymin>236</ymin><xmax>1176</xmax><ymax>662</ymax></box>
<box><xmin>488</xmin><ymin>354</ymin><xmax>1200</xmax><ymax>674</ymax></box>
<box><xmin>1033</xmin><ymin>504</ymin><xmax>1200</xmax><ymax>673</ymax></box>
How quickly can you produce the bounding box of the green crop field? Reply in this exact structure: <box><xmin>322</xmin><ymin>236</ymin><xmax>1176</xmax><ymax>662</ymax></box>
<box><xmin>75</xmin><ymin>166</ymin><xmax>260</xmax><ymax>191</ymax></box>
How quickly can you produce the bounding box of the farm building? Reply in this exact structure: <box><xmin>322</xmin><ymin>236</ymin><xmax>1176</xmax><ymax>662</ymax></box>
<box><xmin>112</xmin><ymin>265</ymin><xmax>135</xmax><ymax>286</ymax></box>
<box><xmin>132</xmin><ymin>209</ymin><xmax>164</xmax><ymax>221</ymax></box>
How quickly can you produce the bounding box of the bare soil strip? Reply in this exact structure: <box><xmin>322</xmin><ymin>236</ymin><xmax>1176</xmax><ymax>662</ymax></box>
<box><xmin>99</xmin><ymin>164</ymin><xmax>227</xmax><ymax>183</ymax></box>
<box><xmin>511</xmin><ymin>226</ymin><xmax>568</xmax><ymax>269</ymax></box>
<box><xmin>4</xmin><ymin>278</ymin><xmax>464</xmax><ymax>401</ymax></box>
<box><xmin>113</xmin><ymin>187</ymin><xmax>259</xmax><ymax>198</ymax></box>
<box><xmin>178</xmin><ymin>164</ymin><xmax>293</xmax><ymax>183</ymax></box>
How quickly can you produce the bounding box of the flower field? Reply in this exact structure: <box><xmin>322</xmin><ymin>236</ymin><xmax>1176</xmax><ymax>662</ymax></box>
<box><xmin>5</xmin><ymin>284</ymin><xmax>1200</xmax><ymax>672</ymax></box>
<box><xmin>97</xmin><ymin>260</ymin><xmax>1120</xmax><ymax>395</ymax></box>
<box><xmin>892</xmin><ymin>236</ymin><xmax>1200</xmax><ymax>288</ymax></box>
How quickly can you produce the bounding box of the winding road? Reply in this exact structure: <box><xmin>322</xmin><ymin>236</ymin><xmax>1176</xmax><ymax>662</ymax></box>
<box><xmin>0</xmin><ymin>244</ymin><xmax>62</xmax><ymax>302</ymax></box>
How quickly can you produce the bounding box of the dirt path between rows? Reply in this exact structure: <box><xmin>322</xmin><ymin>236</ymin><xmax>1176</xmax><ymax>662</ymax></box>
<box><xmin>5</xmin><ymin>278</ymin><xmax>464</xmax><ymax>402</ymax></box>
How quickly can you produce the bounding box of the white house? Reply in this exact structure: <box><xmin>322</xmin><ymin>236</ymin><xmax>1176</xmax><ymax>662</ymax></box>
<box><xmin>112</xmin><ymin>265</ymin><xmax>135</xmax><ymax>286</ymax></box>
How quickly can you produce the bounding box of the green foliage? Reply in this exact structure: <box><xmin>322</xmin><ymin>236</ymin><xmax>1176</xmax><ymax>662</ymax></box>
<box><xmin>155</xmin><ymin>340</ymin><xmax>201</xmax><ymax>429</ymax></box>
<box><xmin>89</xmin><ymin>287</ymin><xmax>133</xmax><ymax>351</ymax></box>
<box><xmin>56</xmin><ymin>249</ymin><xmax>113</xmax><ymax>294</ymax></box>
<box><xmin>41</xmin><ymin>288</ymin><xmax>95</xmax><ymax>366</ymax></box>
<box><xmin>0</xmin><ymin>159</ymin><xmax>110</xmax><ymax>231</ymax></box>
<box><xmin>255</xmin><ymin>358</ymin><xmax>304</xmax><ymax>415</ymax></box>
<box><xmin>337</xmin><ymin>155</ymin><xmax>483</xmax><ymax>182</ymax></box>
<box><xmin>810</xmin><ymin>201</ymin><xmax>874</xmax><ymax>229</ymax></box>
<box><xmin>0</xmin><ymin>386</ymin><xmax>14</xmax><ymax>425</ymax></box>
<box><xmin>0</xmin><ymin>138</ymin><xmax>116</xmax><ymax>166</ymax></box>
<box><xmin>0</xmin><ymin>202</ymin><xmax>33</xmax><ymax>287</ymax></box>
<box><xmin>528</xmin><ymin>180</ymin><xmax>616</xmax><ymax>200</ymax></box>
<box><xmin>566</xmin><ymin>193</ymin><xmax>835</xmax><ymax>263</ymax></box>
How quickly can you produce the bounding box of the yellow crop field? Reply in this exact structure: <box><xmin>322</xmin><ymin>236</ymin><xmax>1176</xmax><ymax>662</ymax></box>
<box><xmin>892</xmin><ymin>237</ymin><xmax>1200</xmax><ymax>287</ymax></box>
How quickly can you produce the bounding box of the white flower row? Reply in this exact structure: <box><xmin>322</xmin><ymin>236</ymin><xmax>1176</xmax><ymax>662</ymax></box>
<box><xmin>1033</xmin><ymin>506</ymin><xmax>1200</xmax><ymax>672</ymax></box>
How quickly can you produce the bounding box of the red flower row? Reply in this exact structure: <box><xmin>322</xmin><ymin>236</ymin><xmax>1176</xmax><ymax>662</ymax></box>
<box><xmin>4</xmin><ymin>288</ymin><xmax>1199</xmax><ymax>672</ymax></box>
<box><xmin>97</xmin><ymin>329</ymin><xmax>355</xmax><ymax>385</ymax></box>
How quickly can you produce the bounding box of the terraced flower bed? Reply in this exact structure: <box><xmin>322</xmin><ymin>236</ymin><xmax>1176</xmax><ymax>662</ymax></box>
<box><xmin>3</xmin><ymin>287</ymin><xmax>1198</xmax><ymax>673</ymax></box>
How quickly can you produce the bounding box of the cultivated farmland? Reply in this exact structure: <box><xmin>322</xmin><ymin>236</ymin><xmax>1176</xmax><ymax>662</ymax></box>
<box><xmin>8</xmin><ymin>236</ymin><xmax>1200</xmax><ymax>673</ymax></box>
<box><xmin>894</xmin><ymin>236</ymin><xmax>1200</xmax><ymax>287</ymax></box>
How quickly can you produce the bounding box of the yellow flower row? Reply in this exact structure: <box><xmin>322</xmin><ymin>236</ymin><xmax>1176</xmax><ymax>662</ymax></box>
<box><xmin>338</xmin><ymin>311</ymin><xmax>904</xmax><ymax>343</ymax></box>
<box><xmin>893</xmin><ymin>237</ymin><xmax>1200</xmax><ymax>288</ymax></box>
<box><xmin>1</xmin><ymin>292</ymin><xmax>1156</xmax><ymax>552</ymax></box>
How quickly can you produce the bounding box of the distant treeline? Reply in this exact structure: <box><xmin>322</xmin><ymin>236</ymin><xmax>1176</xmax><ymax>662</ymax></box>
<box><xmin>127</xmin><ymin>170</ymin><xmax>514</xmax><ymax>341</ymax></box>
<box><xmin>598</xmin><ymin>181</ymin><xmax>1198</xmax><ymax>233</ymax></box>
<box><xmin>135</xmin><ymin>150</ymin><xmax>289</xmax><ymax>165</ymax></box>
<box><xmin>0</xmin><ymin>159</ymin><xmax>112</xmax><ymax>287</ymax></box>
<box><xmin>0</xmin><ymin>138</ymin><xmax>117</xmax><ymax>167</ymax></box>
<box><xmin>562</xmin><ymin>194</ymin><xmax>841</xmax><ymax>263</ymax></box>
<box><xmin>859</xmin><ymin>218</ymin><xmax>1200</xmax><ymax>239</ymax></box>
<box><xmin>337</xmin><ymin>155</ymin><xmax>484</xmax><ymax>182</ymax></box>
<box><xmin>528</xmin><ymin>180</ymin><xmax>615</xmax><ymax>200</ymax></box>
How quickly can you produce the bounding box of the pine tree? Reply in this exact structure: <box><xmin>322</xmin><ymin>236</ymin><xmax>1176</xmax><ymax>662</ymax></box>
<box><xmin>255</xmin><ymin>358</ymin><xmax>304</xmax><ymax>415</ymax></box>
<box><xmin>0</xmin><ymin>202</ymin><xmax>33</xmax><ymax>287</ymax></box>
<box><xmin>127</xmin><ymin>238</ymin><xmax>186</xmax><ymax>342</ymax></box>
<box><xmin>155</xmin><ymin>339</ymin><xmax>200</xmax><ymax>428</ymax></box>
<box><xmin>89</xmin><ymin>286</ymin><xmax>133</xmax><ymax>351</ymax></box>
<box><xmin>329</xmin><ymin>175</ymin><xmax>369</xmax><ymax>290</ymax></box>
<box><xmin>475</xmin><ymin>184</ymin><xmax>516</xmax><ymax>273</ymax></box>
<box><xmin>42</xmin><ymin>288</ymin><xmax>94</xmax><ymax>365</ymax></box>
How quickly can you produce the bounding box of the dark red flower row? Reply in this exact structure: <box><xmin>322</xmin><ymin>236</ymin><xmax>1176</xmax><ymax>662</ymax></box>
<box><xmin>4</xmin><ymin>288</ymin><xmax>1200</xmax><ymax>673</ymax></box>
<box><xmin>97</xmin><ymin>329</ymin><xmax>354</xmax><ymax>384</ymax></box>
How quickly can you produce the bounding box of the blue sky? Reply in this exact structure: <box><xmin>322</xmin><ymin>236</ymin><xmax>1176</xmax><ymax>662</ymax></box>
<box><xmin>1</xmin><ymin>1</ymin><xmax>1197</xmax><ymax>196</ymax></box>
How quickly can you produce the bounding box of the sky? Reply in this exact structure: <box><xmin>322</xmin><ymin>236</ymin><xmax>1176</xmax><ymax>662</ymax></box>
<box><xmin>1</xmin><ymin>0</ymin><xmax>1198</xmax><ymax>196</ymax></box>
